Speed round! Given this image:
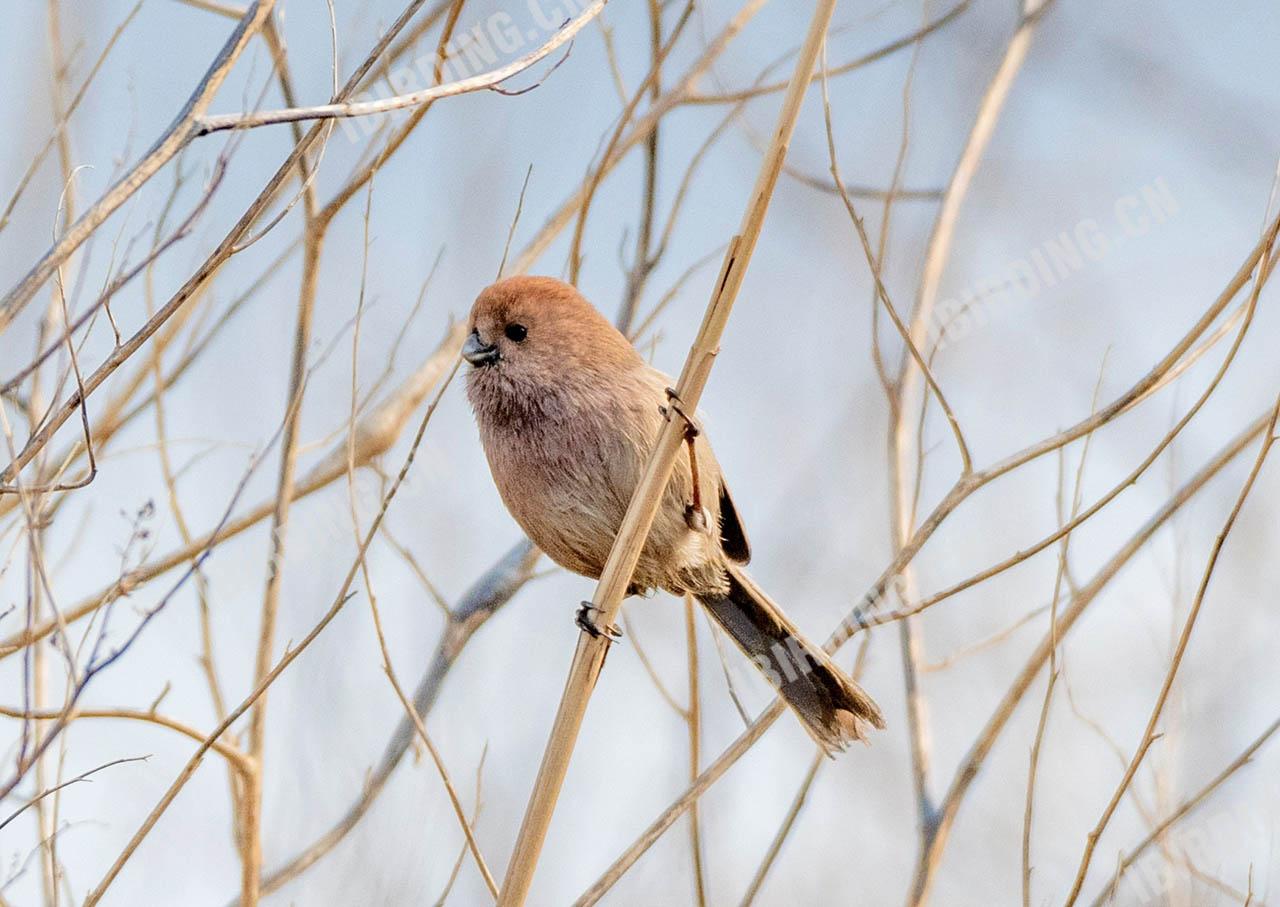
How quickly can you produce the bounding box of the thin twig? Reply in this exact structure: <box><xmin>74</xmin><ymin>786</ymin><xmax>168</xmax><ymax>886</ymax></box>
<box><xmin>0</xmin><ymin>756</ymin><xmax>148</xmax><ymax>830</ymax></box>
<box><xmin>1063</xmin><ymin>391</ymin><xmax>1280</xmax><ymax>905</ymax></box>
<box><xmin>0</xmin><ymin>0</ymin><xmax>277</xmax><ymax>334</ymax></box>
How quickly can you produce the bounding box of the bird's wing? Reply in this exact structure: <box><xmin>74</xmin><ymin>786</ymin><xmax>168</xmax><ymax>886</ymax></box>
<box><xmin>717</xmin><ymin>479</ymin><xmax>751</xmax><ymax>564</ymax></box>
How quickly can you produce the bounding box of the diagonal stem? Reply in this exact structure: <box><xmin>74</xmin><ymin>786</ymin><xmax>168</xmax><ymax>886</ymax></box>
<box><xmin>494</xmin><ymin>2</ymin><xmax>840</xmax><ymax>903</ymax></box>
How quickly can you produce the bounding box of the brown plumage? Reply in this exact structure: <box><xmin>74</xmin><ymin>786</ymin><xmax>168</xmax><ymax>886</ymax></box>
<box><xmin>462</xmin><ymin>275</ymin><xmax>884</xmax><ymax>753</ymax></box>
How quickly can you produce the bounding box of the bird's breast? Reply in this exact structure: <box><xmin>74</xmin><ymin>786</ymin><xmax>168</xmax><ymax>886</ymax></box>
<box><xmin>478</xmin><ymin>396</ymin><xmax>647</xmax><ymax>579</ymax></box>
<box><xmin>471</xmin><ymin>366</ymin><xmax>718</xmax><ymax>592</ymax></box>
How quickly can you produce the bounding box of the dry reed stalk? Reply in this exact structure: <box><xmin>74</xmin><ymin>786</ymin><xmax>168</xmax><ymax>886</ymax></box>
<box><xmin>495</xmin><ymin>1</ymin><xmax>840</xmax><ymax>903</ymax></box>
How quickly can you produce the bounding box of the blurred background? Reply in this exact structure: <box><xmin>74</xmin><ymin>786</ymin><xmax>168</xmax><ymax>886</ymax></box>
<box><xmin>1</xmin><ymin>0</ymin><xmax>1279</xmax><ymax>904</ymax></box>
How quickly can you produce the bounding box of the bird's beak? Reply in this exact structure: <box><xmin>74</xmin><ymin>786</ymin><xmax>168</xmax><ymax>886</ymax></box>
<box><xmin>462</xmin><ymin>330</ymin><xmax>499</xmax><ymax>366</ymax></box>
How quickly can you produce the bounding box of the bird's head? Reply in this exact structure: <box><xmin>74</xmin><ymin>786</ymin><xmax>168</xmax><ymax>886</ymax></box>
<box><xmin>462</xmin><ymin>276</ymin><xmax>640</xmax><ymax>383</ymax></box>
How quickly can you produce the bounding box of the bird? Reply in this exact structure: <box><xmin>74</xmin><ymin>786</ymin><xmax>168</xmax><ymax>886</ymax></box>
<box><xmin>461</xmin><ymin>275</ymin><xmax>884</xmax><ymax>753</ymax></box>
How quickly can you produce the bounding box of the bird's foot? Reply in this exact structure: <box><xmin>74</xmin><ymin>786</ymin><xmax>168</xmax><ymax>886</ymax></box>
<box><xmin>576</xmin><ymin>602</ymin><xmax>623</xmax><ymax>641</ymax></box>
<box><xmin>664</xmin><ymin>388</ymin><xmax>709</xmax><ymax>529</ymax></box>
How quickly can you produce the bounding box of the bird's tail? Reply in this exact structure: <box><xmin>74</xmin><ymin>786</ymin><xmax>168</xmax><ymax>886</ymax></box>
<box><xmin>696</xmin><ymin>566</ymin><xmax>884</xmax><ymax>754</ymax></box>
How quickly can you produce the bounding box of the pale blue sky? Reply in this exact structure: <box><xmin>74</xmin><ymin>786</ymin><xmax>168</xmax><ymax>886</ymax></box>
<box><xmin>2</xmin><ymin>1</ymin><xmax>1278</xmax><ymax>903</ymax></box>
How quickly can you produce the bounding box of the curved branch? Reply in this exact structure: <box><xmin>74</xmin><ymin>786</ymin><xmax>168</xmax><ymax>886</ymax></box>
<box><xmin>192</xmin><ymin>1</ymin><xmax>609</xmax><ymax>135</ymax></box>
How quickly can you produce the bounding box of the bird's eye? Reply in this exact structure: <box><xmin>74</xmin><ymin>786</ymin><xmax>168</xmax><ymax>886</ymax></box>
<box><xmin>504</xmin><ymin>323</ymin><xmax>528</xmax><ymax>342</ymax></box>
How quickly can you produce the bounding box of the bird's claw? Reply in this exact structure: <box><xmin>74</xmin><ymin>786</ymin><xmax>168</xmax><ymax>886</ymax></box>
<box><xmin>576</xmin><ymin>602</ymin><xmax>623</xmax><ymax>642</ymax></box>
<box><xmin>662</xmin><ymin>387</ymin><xmax>701</xmax><ymax>438</ymax></box>
<box><xmin>684</xmin><ymin>502</ymin><xmax>710</xmax><ymax>532</ymax></box>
